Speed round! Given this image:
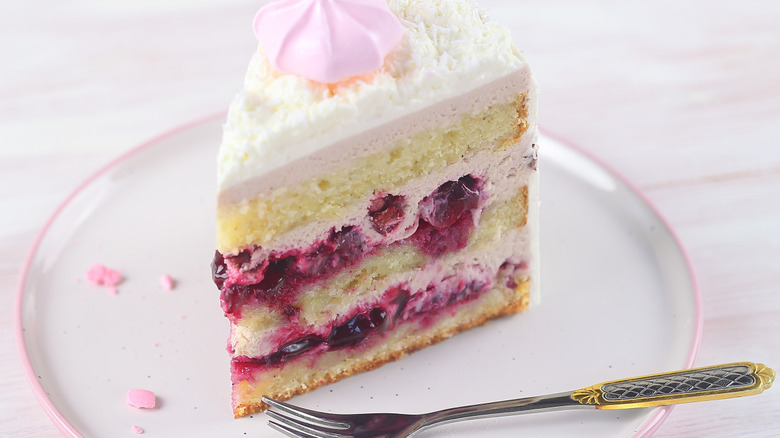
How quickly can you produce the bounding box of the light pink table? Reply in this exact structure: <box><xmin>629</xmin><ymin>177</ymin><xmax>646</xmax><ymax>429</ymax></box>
<box><xmin>2</xmin><ymin>1</ymin><xmax>779</xmax><ymax>436</ymax></box>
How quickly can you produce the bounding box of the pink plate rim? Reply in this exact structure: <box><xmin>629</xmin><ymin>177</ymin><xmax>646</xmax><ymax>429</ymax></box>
<box><xmin>13</xmin><ymin>119</ymin><xmax>703</xmax><ymax>437</ymax></box>
<box><xmin>12</xmin><ymin>113</ymin><xmax>224</xmax><ymax>438</ymax></box>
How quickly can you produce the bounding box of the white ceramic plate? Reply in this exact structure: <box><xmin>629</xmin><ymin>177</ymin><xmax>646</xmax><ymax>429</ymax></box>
<box><xmin>15</xmin><ymin>119</ymin><xmax>701</xmax><ymax>438</ymax></box>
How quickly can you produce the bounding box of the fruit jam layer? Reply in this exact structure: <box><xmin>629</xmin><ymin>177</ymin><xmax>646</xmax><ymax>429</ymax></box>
<box><xmin>213</xmin><ymin>175</ymin><xmax>486</xmax><ymax>319</ymax></box>
<box><xmin>229</xmin><ymin>260</ymin><xmax>524</xmax><ymax>383</ymax></box>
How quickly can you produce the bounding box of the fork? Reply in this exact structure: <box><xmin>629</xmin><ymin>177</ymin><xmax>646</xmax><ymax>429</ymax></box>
<box><xmin>263</xmin><ymin>361</ymin><xmax>774</xmax><ymax>438</ymax></box>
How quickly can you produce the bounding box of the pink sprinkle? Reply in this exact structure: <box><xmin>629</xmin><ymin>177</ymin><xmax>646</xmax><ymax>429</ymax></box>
<box><xmin>159</xmin><ymin>274</ymin><xmax>175</xmax><ymax>290</ymax></box>
<box><xmin>131</xmin><ymin>425</ymin><xmax>144</xmax><ymax>434</ymax></box>
<box><xmin>85</xmin><ymin>263</ymin><xmax>122</xmax><ymax>287</ymax></box>
<box><xmin>127</xmin><ymin>389</ymin><xmax>156</xmax><ymax>409</ymax></box>
<box><xmin>108</xmin><ymin>286</ymin><xmax>118</xmax><ymax>295</ymax></box>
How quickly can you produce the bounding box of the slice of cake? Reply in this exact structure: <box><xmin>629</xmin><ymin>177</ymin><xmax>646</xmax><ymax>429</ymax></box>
<box><xmin>212</xmin><ymin>0</ymin><xmax>539</xmax><ymax>418</ymax></box>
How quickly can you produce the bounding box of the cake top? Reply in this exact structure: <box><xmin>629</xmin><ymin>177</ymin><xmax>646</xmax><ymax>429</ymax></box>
<box><xmin>218</xmin><ymin>0</ymin><xmax>526</xmax><ymax>192</ymax></box>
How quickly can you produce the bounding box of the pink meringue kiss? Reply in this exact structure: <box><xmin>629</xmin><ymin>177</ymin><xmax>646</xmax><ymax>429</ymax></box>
<box><xmin>253</xmin><ymin>0</ymin><xmax>404</xmax><ymax>84</ymax></box>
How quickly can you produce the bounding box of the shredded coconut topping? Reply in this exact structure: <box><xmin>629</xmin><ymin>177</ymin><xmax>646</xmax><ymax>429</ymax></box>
<box><xmin>218</xmin><ymin>0</ymin><xmax>525</xmax><ymax>191</ymax></box>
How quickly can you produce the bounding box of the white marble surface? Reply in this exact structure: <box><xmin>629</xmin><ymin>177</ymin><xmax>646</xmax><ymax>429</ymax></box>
<box><xmin>2</xmin><ymin>0</ymin><xmax>779</xmax><ymax>436</ymax></box>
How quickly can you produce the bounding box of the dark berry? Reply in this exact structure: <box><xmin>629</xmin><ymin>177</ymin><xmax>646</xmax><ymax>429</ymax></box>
<box><xmin>368</xmin><ymin>194</ymin><xmax>406</xmax><ymax>235</ymax></box>
<box><xmin>419</xmin><ymin>175</ymin><xmax>482</xmax><ymax>228</ymax></box>
<box><xmin>264</xmin><ymin>335</ymin><xmax>323</xmax><ymax>365</ymax></box>
<box><xmin>327</xmin><ymin>309</ymin><xmax>387</xmax><ymax>349</ymax></box>
<box><xmin>211</xmin><ymin>251</ymin><xmax>228</xmax><ymax>289</ymax></box>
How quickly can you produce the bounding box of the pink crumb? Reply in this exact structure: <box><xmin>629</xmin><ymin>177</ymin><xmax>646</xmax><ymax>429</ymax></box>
<box><xmin>159</xmin><ymin>274</ymin><xmax>175</xmax><ymax>290</ymax></box>
<box><xmin>85</xmin><ymin>263</ymin><xmax>122</xmax><ymax>287</ymax></box>
<box><xmin>131</xmin><ymin>425</ymin><xmax>144</xmax><ymax>434</ymax></box>
<box><xmin>126</xmin><ymin>389</ymin><xmax>156</xmax><ymax>409</ymax></box>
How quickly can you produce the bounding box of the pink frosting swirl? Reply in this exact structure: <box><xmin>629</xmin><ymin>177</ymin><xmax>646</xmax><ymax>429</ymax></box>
<box><xmin>253</xmin><ymin>0</ymin><xmax>404</xmax><ymax>84</ymax></box>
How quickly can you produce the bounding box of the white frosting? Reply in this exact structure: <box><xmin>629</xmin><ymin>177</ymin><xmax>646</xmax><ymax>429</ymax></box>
<box><xmin>217</xmin><ymin>0</ymin><xmax>526</xmax><ymax>191</ymax></box>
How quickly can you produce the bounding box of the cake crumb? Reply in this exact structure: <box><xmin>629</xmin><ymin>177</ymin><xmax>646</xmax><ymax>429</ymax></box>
<box><xmin>126</xmin><ymin>389</ymin><xmax>156</xmax><ymax>409</ymax></box>
<box><xmin>131</xmin><ymin>425</ymin><xmax>144</xmax><ymax>434</ymax></box>
<box><xmin>85</xmin><ymin>263</ymin><xmax>122</xmax><ymax>294</ymax></box>
<box><xmin>159</xmin><ymin>274</ymin><xmax>175</xmax><ymax>290</ymax></box>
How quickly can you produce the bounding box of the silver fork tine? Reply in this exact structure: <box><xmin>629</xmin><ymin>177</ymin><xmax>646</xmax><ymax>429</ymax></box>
<box><xmin>263</xmin><ymin>397</ymin><xmax>350</xmax><ymax>429</ymax></box>
<box><xmin>268</xmin><ymin>419</ymin><xmax>330</xmax><ymax>438</ymax></box>
<box><xmin>266</xmin><ymin>410</ymin><xmax>347</xmax><ymax>438</ymax></box>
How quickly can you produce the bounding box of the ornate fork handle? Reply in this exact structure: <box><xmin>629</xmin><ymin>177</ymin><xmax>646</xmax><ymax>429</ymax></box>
<box><xmin>424</xmin><ymin>362</ymin><xmax>775</xmax><ymax>428</ymax></box>
<box><xmin>572</xmin><ymin>361</ymin><xmax>775</xmax><ymax>409</ymax></box>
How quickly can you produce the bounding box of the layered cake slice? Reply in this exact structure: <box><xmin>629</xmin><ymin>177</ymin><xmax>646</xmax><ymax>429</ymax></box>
<box><xmin>213</xmin><ymin>0</ymin><xmax>539</xmax><ymax>417</ymax></box>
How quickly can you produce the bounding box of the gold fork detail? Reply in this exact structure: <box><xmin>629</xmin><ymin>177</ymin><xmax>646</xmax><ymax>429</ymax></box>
<box><xmin>263</xmin><ymin>361</ymin><xmax>775</xmax><ymax>438</ymax></box>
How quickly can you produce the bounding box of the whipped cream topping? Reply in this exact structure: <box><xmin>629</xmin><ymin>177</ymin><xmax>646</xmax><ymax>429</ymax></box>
<box><xmin>218</xmin><ymin>0</ymin><xmax>527</xmax><ymax>193</ymax></box>
<box><xmin>254</xmin><ymin>0</ymin><xmax>403</xmax><ymax>84</ymax></box>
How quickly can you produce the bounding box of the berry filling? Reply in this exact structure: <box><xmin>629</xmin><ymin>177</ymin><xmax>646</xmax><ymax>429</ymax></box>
<box><xmin>409</xmin><ymin>212</ymin><xmax>475</xmax><ymax>257</ymax></box>
<box><xmin>498</xmin><ymin>260</ymin><xmax>530</xmax><ymax>289</ymax></box>
<box><xmin>218</xmin><ymin>227</ymin><xmax>365</xmax><ymax>315</ymax></box>
<box><xmin>230</xmin><ymin>276</ymin><xmax>489</xmax><ymax>381</ymax></box>
<box><xmin>213</xmin><ymin>175</ymin><xmax>486</xmax><ymax>316</ymax></box>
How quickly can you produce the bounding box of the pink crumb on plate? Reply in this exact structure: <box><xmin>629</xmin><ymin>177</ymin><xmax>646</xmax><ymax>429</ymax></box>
<box><xmin>131</xmin><ymin>425</ymin><xmax>144</xmax><ymax>434</ymax></box>
<box><xmin>159</xmin><ymin>274</ymin><xmax>175</xmax><ymax>290</ymax></box>
<box><xmin>85</xmin><ymin>263</ymin><xmax>122</xmax><ymax>287</ymax></box>
<box><xmin>126</xmin><ymin>389</ymin><xmax>156</xmax><ymax>409</ymax></box>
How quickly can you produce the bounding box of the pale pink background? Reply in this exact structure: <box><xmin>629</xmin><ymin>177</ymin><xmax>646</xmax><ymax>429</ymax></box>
<box><xmin>2</xmin><ymin>0</ymin><xmax>779</xmax><ymax>436</ymax></box>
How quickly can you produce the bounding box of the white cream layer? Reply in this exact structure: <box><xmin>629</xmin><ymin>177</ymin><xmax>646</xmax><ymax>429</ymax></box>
<box><xmin>217</xmin><ymin>0</ymin><xmax>528</xmax><ymax>192</ymax></box>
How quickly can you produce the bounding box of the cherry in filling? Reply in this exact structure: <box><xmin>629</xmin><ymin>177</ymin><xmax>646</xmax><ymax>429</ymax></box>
<box><xmin>211</xmin><ymin>251</ymin><xmax>228</xmax><ymax>289</ymax></box>
<box><xmin>418</xmin><ymin>175</ymin><xmax>482</xmax><ymax>228</ymax></box>
<box><xmin>368</xmin><ymin>193</ymin><xmax>406</xmax><ymax>235</ymax></box>
<box><xmin>410</xmin><ymin>175</ymin><xmax>484</xmax><ymax>256</ymax></box>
